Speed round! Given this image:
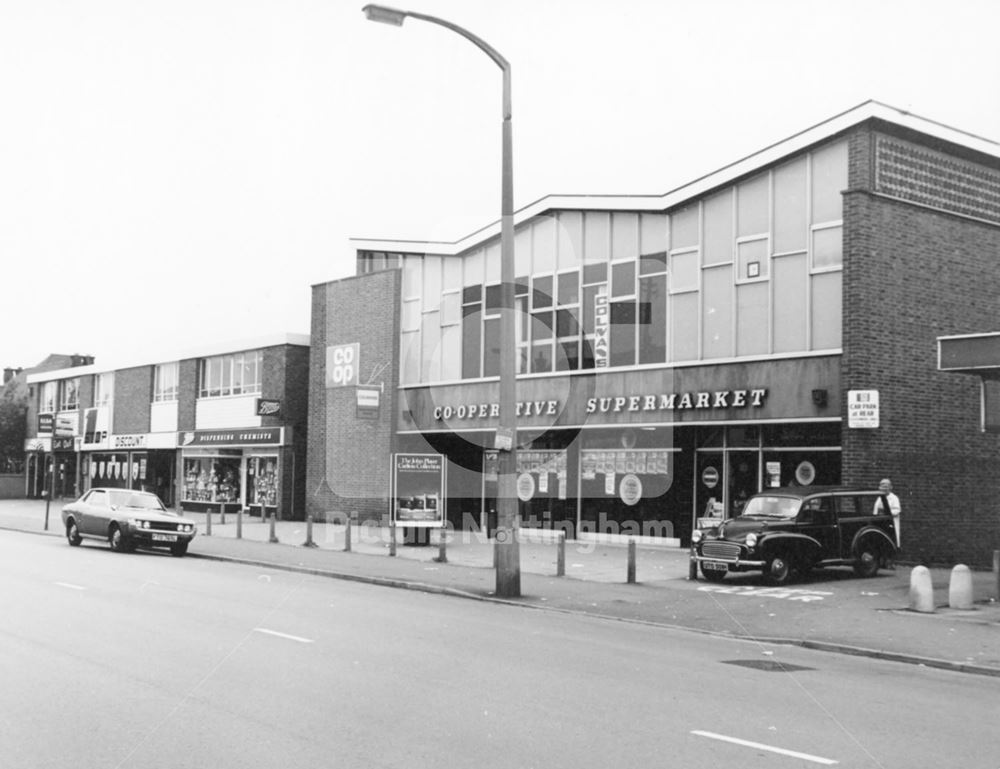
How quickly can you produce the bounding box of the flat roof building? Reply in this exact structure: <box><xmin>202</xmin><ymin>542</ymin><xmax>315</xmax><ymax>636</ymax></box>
<box><xmin>310</xmin><ymin>101</ymin><xmax>1000</xmax><ymax>567</ymax></box>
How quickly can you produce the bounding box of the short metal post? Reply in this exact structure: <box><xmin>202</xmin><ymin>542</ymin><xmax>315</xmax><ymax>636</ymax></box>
<box><xmin>688</xmin><ymin>545</ymin><xmax>698</xmax><ymax>580</ymax></box>
<box><xmin>556</xmin><ymin>530</ymin><xmax>566</xmax><ymax>577</ymax></box>
<box><xmin>237</xmin><ymin>506</ymin><xmax>244</xmax><ymax>539</ymax></box>
<box><xmin>344</xmin><ymin>512</ymin><xmax>353</xmax><ymax>552</ymax></box>
<box><xmin>493</xmin><ymin>539</ymin><xmax>499</xmax><ymax>569</ymax></box>
<box><xmin>994</xmin><ymin>549</ymin><xmax>1000</xmax><ymax>601</ymax></box>
<box><xmin>303</xmin><ymin>515</ymin><xmax>317</xmax><ymax>548</ymax></box>
<box><xmin>389</xmin><ymin>521</ymin><xmax>397</xmax><ymax>557</ymax></box>
<box><xmin>627</xmin><ymin>539</ymin><xmax>637</xmax><ymax>584</ymax></box>
<box><xmin>269</xmin><ymin>512</ymin><xmax>279</xmax><ymax>543</ymax></box>
<box><xmin>206</xmin><ymin>506</ymin><xmax>212</xmax><ymax>536</ymax></box>
<box><xmin>220</xmin><ymin>503</ymin><xmax>226</xmax><ymax>525</ymax></box>
<box><xmin>436</xmin><ymin>527</ymin><xmax>448</xmax><ymax>563</ymax></box>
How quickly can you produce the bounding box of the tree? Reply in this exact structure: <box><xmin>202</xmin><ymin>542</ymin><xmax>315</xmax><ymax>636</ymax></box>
<box><xmin>0</xmin><ymin>384</ymin><xmax>27</xmax><ymax>473</ymax></box>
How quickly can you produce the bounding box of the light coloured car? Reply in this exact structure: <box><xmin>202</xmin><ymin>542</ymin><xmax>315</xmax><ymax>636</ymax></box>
<box><xmin>61</xmin><ymin>488</ymin><xmax>197</xmax><ymax>557</ymax></box>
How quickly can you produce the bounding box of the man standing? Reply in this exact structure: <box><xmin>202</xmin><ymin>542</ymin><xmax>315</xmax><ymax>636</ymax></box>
<box><xmin>875</xmin><ymin>478</ymin><xmax>902</xmax><ymax>549</ymax></box>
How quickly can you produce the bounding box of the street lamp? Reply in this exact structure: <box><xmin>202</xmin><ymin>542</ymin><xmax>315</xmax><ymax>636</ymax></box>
<box><xmin>363</xmin><ymin>5</ymin><xmax>520</xmax><ymax>597</ymax></box>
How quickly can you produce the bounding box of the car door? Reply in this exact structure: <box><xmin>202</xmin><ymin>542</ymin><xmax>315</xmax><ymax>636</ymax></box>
<box><xmin>796</xmin><ymin>496</ymin><xmax>839</xmax><ymax>560</ymax></box>
<box><xmin>834</xmin><ymin>494</ymin><xmax>866</xmax><ymax>558</ymax></box>
<box><xmin>80</xmin><ymin>489</ymin><xmax>109</xmax><ymax>536</ymax></box>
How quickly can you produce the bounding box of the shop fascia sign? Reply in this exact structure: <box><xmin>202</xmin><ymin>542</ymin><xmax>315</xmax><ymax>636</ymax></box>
<box><xmin>431</xmin><ymin>387</ymin><xmax>768</xmax><ymax>422</ymax></box>
<box><xmin>179</xmin><ymin>427</ymin><xmax>283</xmax><ymax>447</ymax></box>
<box><xmin>112</xmin><ymin>434</ymin><xmax>148</xmax><ymax>450</ymax></box>
<box><xmin>585</xmin><ymin>388</ymin><xmax>768</xmax><ymax>414</ymax></box>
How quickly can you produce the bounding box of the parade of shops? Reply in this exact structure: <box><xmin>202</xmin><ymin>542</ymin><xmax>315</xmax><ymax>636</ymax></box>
<box><xmin>22</xmin><ymin>335</ymin><xmax>309</xmax><ymax>520</ymax></box>
<box><xmin>16</xmin><ymin>102</ymin><xmax>1000</xmax><ymax>568</ymax></box>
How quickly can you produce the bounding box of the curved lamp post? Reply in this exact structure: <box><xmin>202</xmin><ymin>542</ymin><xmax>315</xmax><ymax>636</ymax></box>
<box><xmin>363</xmin><ymin>5</ymin><xmax>520</xmax><ymax>598</ymax></box>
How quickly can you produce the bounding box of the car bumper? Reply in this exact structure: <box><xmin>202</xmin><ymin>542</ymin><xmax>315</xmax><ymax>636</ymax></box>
<box><xmin>126</xmin><ymin>529</ymin><xmax>197</xmax><ymax>547</ymax></box>
<box><xmin>690</xmin><ymin>553</ymin><xmax>766</xmax><ymax>570</ymax></box>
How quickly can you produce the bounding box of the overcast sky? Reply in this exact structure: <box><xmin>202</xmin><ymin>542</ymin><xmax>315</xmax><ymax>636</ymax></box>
<box><xmin>2</xmin><ymin>0</ymin><xmax>999</xmax><ymax>370</ymax></box>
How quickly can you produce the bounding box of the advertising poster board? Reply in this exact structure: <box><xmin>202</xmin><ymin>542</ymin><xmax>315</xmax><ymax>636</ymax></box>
<box><xmin>391</xmin><ymin>453</ymin><xmax>446</xmax><ymax>527</ymax></box>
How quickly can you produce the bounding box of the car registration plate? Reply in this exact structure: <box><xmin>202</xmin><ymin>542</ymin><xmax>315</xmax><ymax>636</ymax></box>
<box><xmin>152</xmin><ymin>533</ymin><xmax>177</xmax><ymax>543</ymax></box>
<box><xmin>702</xmin><ymin>560</ymin><xmax>728</xmax><ymax>572</ymax></box>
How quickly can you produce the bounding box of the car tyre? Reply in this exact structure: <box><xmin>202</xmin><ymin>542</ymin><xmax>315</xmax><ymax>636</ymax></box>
<box><xmin>66</xmin><ymin>520</ymin><xmax>82</xmax><ymax>547</ymax></box>
<box><xmin>108</xmin><ymin>525</ymin><xmax>133</xmax><ymax>554</ymax></box>
<box><xmin>853</xmin><ymin>545</ymin><xmax>880</xmax><ymax>578</ymax></box>
<box><xmin>170</xmin><ymin>541</ymin><xmax>188</xmax><ymax>558</ymax></box>
<box><xmin>764</xmin><ymin>552</ymin><xmax>794</xmax><ymax>586</ymax></box>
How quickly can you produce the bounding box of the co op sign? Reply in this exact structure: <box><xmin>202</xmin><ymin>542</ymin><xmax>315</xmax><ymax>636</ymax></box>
<box><xmin>326</xmin><ymin>343</ymin><xmax>360</xmax><ymax>387</ymax></box>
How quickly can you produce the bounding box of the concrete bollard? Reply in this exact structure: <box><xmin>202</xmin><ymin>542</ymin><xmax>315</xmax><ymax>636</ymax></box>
<box><xmin>556</xmin><ymin>531</ymin><xmax>565</xmax><ymax>577</ymax></box>
<box><xmin>994</xmin><ymin>550</ymin><xmax>999</xmax><ymax>602</ymax></box>
<box><xmin>303</xmin><ymin>515</ymin><xmax>317</xmax><ymax>548</ymax></box>
<box><xmin>948</xmin><ymin>564</ymin><xmax>974</xmax><ymax>610</ymax></box>
<box><xmin>237</xmin><ymin>507</ymin><xmax>244</xmax><ymax>539</ymax></box>
<box><xmin>908</xmin><ymin>565</ymin><xmax>935</xmax><ymax>613</ymax></box>
<box><xmin>220</xmin><ymin>503</ymin><xmax>227</xmax><ymax>526</ymax></box>
<box><xmin>344</xmin><ymin>512</ymin><xmax>353</xmax><ymax>553</ymax></box>
<box><xmin>436</xmin><ymin>527</ymin><xmax>448</xmax><ymax>563</ymax></box>
<box><xmin>627</xmin><ymin>539</ymin><xmax>637</xmax><ymax>584</ymax></box>
<box><xmin>268</xmin><ymin>512</ymin><xmax>279</xmax><ymax>544</ymax></box>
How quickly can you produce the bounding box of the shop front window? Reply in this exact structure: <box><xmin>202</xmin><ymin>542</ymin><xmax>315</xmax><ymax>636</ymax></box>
<box><xmin>579</xmin><ymin>447</ymin><xmax>679</xmax><ymax>538</ymax></box>
<box><xmin>247</xmin><ymin>456</ymin><xmax>279</xmax><ymax>509</ymax></box>
<box><xmin>183</xmin><ymin>457</ymin><xmax>241</xmax><ymax>503</ymax></box>
<box><xmin>90</xmin><ymin>453</ymin><xmax>131</xmax><ymax>489</ymax></box>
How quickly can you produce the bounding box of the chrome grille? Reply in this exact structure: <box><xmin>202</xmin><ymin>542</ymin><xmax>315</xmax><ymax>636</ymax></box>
<box><xmin>148</xmin><ymin>521</ymin><xmax>179</xmax><ymax>532</ymax></box>
<box><xmin>701</xmin><ymin>542</ymin><xmax>741</xmax><ymax>560</ymax></box>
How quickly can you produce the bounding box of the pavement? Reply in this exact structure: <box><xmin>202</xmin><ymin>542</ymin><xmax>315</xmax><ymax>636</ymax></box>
<box><xmin>3</xmin><ymin>498</ymin><xmax>1000</xmax><ymax>677</ymax></box>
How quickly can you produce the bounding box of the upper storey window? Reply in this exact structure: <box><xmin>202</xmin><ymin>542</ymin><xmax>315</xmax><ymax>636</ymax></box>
<box><xmin>198</xmin><ymin>351</ymin><xmax>262</xmax><ymax>398</ymax></box>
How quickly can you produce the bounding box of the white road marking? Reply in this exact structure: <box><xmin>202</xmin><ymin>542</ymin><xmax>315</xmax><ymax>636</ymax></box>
<box><xmin>692</xmin><ymin>730</ymin><xmax>838</xmax><ymax>765</ymax></box>
<box><xmin>54</xmin><ymin>582</ymin><xmax>85</xmax><ymax>591</ymax></box>
<box><xmin>698</xmin><ymin>585</ymin><xmax>833</xmax><ymax>602</ymax></box>
<box><xmin>253</xmin><ymin>628</ymin><xmax>314</xmax><ymax>644</ymax></box>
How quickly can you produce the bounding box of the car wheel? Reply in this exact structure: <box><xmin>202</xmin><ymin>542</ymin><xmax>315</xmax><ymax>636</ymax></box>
<box><xmin>699</xmin><ymin>563</ymin><xmax>727</xmax><ymax>582</ymax></box>
<box><xmin>764</xmin><ymin>552</ymin><xmax>794</xmax><ymax>586</ymax></box>
<box><xmin>66</xmin><ymin>520</ymin><xmax>82</xmax><ymax>547</ymax></box>
<box><xmin>108</xmin><ymin>525</ymin><xmax>133</xmax><ymax>553</ymax></box>
<box><xmin>170</xmin><ymin>541</ymin><xmax>188</xmax><ymax>558</ymax></box>
<box><xmin>853</xmin><ymin>545</ymin><xmax>880</xmax><ymax>578</ymax></box>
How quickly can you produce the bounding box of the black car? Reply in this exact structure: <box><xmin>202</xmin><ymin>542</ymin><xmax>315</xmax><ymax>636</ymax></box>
<box><xmin>690</xmin><ymin>487</ymin><xmax>897</xmax><ymax>585</ymax></box>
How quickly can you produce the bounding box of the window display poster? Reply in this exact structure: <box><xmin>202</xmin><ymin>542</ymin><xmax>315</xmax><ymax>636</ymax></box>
<box><xmin>392</xmin><ymin>453</ymin><xmax>446</xmax><ymax>527</ymax></box>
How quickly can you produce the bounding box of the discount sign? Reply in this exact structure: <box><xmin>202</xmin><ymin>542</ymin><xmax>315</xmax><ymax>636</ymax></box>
<box><xmin>326</xmin><ymin>343</ymin><xmax>359</xmax><ymax>387</ymax></box>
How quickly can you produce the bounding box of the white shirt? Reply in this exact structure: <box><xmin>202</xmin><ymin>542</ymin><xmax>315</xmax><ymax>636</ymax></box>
<box><xmin>875</xmin><ymin>492</ymin><xmax>901</xmax><ymax>545</ymax></box>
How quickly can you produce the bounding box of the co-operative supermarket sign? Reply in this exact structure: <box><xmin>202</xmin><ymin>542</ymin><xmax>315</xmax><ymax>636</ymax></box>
<box><xmin>326</xmin><ymin>343</ymin><xmax>360</xmax><ymax>388</ymax></box>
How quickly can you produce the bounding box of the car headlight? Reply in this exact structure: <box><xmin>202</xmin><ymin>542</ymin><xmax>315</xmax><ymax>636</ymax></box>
<box><xmin>745</xmin><ymin>533</ymin><xmax>758</xmax><ymax>548</ymax></box>
<box><xmin>691</xmin><ymin>529</ymin><xmax>703</xmax><ymax>544</ymax></box>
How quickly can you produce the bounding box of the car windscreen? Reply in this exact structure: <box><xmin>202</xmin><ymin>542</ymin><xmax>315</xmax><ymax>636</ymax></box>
<box><xmin>108</xmin><ymin>490</ymin><xmax>166</xmax><ymax>512</ymax></box>
<box><xmin>742</xmin><ymin>495</ymin><xmax>801</xmax><ymax>519</ymax></box>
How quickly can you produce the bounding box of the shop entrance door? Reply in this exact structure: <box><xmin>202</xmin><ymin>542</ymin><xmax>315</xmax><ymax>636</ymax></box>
<box><xmin>727</xmin><ymin>451</ymin><xmax>759</xmax><ymax>518</ymax></box>
<box><xmin>694</xmin><ymin>452</ymin><xmax>724</xmax><ymax>529</ymax></box>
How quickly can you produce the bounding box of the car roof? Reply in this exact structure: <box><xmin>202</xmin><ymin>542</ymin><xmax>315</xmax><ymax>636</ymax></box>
<box><xmin>751</xmin><ymin>486</ymin><xmax>884</xmax><ymax>499</ymax></box>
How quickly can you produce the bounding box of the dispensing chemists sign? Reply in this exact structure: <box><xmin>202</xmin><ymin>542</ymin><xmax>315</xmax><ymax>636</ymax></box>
<box><xmin>848</xmin><ymin>390</ymin><xmax>880</xmax><ymax>428</ymax></box>
<box><xmin>326</xmin><ymin>343</ymin><xmax>359</xmax><ymax>388</ymax></box>
<box><xmin>391</xmin><ymin>453</ymin><xmax>446</xmax><ymax>527</ymax></box>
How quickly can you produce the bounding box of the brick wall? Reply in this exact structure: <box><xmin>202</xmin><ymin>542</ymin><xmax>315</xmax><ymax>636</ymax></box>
<box><xmin>307</xmin><ymin>270</ymin><xmax>401</xmax><ymax>521</ymax></box>
<box><xmin>262</xmin><ymin>344</ymin><xmax>310</xmax><ymax>518</ymax></box>
<box><xmin>112</xmin><ymin>367</ymin><xmax>153</xmax><ymax>434</ymax></box>
<box><xmin>842</xmin><ymin>125</ymin><xmax>1000</xmax><ymax>568</ymax></box>
<box><xmin>177</xmin><ymin>359</ymin><xmax>198</xmax><ymax>431</ymax></box>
